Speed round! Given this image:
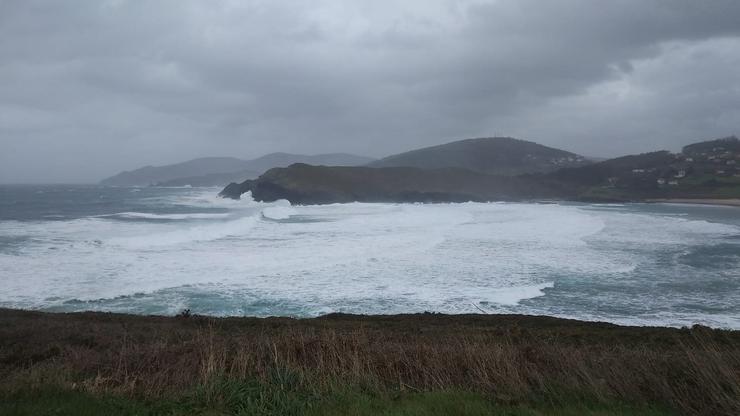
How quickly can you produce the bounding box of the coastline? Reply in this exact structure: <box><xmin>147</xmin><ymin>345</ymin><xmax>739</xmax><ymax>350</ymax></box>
<box><xmin>646</xmin><ymin>198</ymin><xmax>740</xmax><ymax>207</ymax></box>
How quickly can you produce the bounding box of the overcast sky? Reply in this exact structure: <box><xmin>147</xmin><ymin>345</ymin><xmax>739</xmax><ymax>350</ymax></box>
<box><xmin>1</xmin><ymin>0</ymin><xmax>739</xmax><ymax>183</ymax></box>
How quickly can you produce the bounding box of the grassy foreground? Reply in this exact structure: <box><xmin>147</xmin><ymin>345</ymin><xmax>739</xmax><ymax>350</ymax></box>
<box><xmin>0</xmin><ymin>309</ymin><xmax>738</xmax><ymax>415</ymax></box>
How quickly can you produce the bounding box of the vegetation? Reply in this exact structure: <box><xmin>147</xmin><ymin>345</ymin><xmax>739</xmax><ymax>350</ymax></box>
<box><xmin>1</xmin><ymin>386</ymin><xmax>674</xmax><ymax>416</ymax></box>
<box><xmin>368</xmin><ymin>137</ymin><xmax>590</xmax><ymax>175</ymax></box>
<box><xmin>221</xmin><ymin>136</ymin><xmax>740</xmax><ymax>203</ymax></box>
<box><xmin>223</xmin><ymin>164</ymin><xmax>565</xmax><ymax>203</ymax></box>
<box><xmin>682</xmin><ymin>136</ymin><xmax>740</xmax><ymax>155</ymax></box>
<box><xmin>1</xmin><ymin>309</ymin><xmax>738</xmax><ymax>415</ymax></box>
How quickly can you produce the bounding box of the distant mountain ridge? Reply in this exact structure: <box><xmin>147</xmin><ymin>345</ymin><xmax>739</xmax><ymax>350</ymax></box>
<box><xmin>369</xmin><ymin>137</ymin><xmax>590</xmax><ymax>175</ymax></box>
<box><xmin>241</xmin><ymin>153</ymin><xmax>374</xmax><ymax>174</ymax></box>
<box><xmin>100</xmin><ymin>153</ymin><xmax>374</xmax><ymax>186</ymax></box>
<box><xmin>220</xmin><ymin>136</ymin><xmax>740</xmax><ymax>203</ymax></box>
<box><xmin>155</xmin><ymin>169</ymin><xmax>261</xmax><ymax>187</ymax></box>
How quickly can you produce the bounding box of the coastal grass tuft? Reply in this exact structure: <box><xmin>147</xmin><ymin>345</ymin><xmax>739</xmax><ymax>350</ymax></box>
<box><xmin>0</xmin><ymin>384</ymin><xmax>674</xmax><ymax>416</ymax></box>
<box><xmin>0</xmin><ymin>309</ymin><xmax>738</xmax><ymax>415</ymax></box>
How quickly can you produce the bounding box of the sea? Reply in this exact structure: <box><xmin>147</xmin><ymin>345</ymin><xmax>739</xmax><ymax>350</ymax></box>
<box><xmin>1</xmin><ymin>184</ymin><xmax>738</xmax><ymax>328</ymax></box>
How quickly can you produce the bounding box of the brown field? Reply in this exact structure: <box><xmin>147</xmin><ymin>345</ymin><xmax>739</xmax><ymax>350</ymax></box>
<box><xmin>1</xmin><ymin>308</ymin><xmax>739</xmax><ymax>415</ymax></box>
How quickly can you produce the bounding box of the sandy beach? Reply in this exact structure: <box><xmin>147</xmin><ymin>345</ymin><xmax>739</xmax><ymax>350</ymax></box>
<box><xmin>648</xmin><ymin>198</ymin><xmax>740</xmax><ymax>207</ymax></box>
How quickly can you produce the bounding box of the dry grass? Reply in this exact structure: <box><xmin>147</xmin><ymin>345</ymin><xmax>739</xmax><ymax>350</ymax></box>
<box><xmin>1</xmin><ymin>309</ymin><xmax>738</xmax><ymax>415</ymax></box>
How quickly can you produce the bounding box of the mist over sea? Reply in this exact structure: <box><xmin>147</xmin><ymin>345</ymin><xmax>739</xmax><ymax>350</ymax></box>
<box><xmin>0</xmin><ymin>184</ymin><xmax>738</xmax><ymax>328</ymax></box>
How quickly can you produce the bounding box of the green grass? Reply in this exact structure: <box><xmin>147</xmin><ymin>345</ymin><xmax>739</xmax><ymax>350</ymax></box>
<box><xmin>1</xmin><ymin>389</ymin><xmax>155</xmax><ymax>416</ymax></box>
<box><xmin>668</xmin><ymin>173</ymin><xmax>740</xmax><ymax>197</ymax></box>
<box><xmin>577</xmin><ymin>187</ymin><xmax>636</xmax><ymax>201</ymax></box>
<box><xmin>710</xmin><ymin>186</ymin><xmax>740</xmax><ymax>198</ymax></box>
<box><xmin>4</xmin><ymin>309</ymin><xmax>735</xmax><ymax>415</ymax></box>
<box><xmin>1</xmin><ymin>384</ymin><xmax>674</xmax><ymax>416</ymax></box>
<box><xmin>680</xmin><ymin>173</ymin><xmax>740</xmax><ymax>186</ymax></box>
<box><xmin>305</xmin><ymin>390</ymin><xmax>673</xmax><ymax>416</ymax></box>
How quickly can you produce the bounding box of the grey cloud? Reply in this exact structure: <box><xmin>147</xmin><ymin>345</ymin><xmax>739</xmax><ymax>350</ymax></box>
<box><xmin>0</xmin><ymin>0</ymin><xmax>739</xmax><ymax>182</ymax></box>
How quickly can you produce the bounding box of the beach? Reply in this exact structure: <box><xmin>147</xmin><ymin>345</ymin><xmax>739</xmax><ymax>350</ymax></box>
<box><xmin>649</xmin><ymin>198</ymin><xmax>740</xmax><ymax>207</ymax></box>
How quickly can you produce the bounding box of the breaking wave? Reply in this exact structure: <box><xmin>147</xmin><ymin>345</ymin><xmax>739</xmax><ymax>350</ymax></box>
<box><xmin>108</xmin><ymin>214</ymin><xmax>260</xmax><ymax>248</ymax></box>
<box><xmin>103</xmin><ymin>212</ymin><xmax>231</xmax><ymax>220</ymax></box>
<box><xmin>1</xmin><ymin>186</ymin><xmax>738</xmax><ymax>328</ymax></box>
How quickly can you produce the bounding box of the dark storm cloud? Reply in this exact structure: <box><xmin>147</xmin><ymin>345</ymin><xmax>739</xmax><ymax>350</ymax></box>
<box><xmin>1</xmin><ymin>0</ymin><xmax>739</xmax><ymax>182</ymax></box>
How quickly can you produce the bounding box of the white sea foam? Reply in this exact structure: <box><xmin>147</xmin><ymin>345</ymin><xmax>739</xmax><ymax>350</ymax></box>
<box><xmin>261</xmin><ymin>200</ymin><xmax>296</xmax><ymax>220</ymax></box>
<box><xmin>478</xmin><ymin>282</ymin><xmax>555</xmax><ymax>306</ymax></box>
<box><xmin>108</xmin><ymin>214</ymin><xmax>260</xmax><ymax>248</ymax></box>
<box><xmin>105</xmin><ymin>212</ymin><xmax>230</xmax><ymax>220</ymax></box>
<box><xmin>1</xmin><ymin>195</ymin><xmax>738</xmax><ymax>327</ymax></box>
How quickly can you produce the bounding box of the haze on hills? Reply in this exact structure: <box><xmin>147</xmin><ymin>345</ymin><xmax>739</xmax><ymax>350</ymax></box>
<box><xmin>102</xmin><ymin>137</ymin><xmax>587</xmax><ymax>187</ymax></box>
<box><xmin>222</xmin><ymin>136</ymin><xmax>740</xmax><ymax>203</ymax></box>
<box><xmin>100</xmin><ymin>153</ymin><xmax>374</xmax><ymax>186</ymax></box>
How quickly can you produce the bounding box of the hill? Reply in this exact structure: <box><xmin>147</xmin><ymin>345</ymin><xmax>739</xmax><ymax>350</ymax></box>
<box><xmin>682</xmin><ymin>135</ymin><xmax>740</xmax><ymax>155</ymax></box>
<box><xmin>220</xmin><ymin>136</ymin><xmax>740</xmax><ymax>204</ymax></box>
<box><xmin>220</xmin><ymin>163</ymin><xmax>566</xmax><ymax>203</ymax></box>
<box><xmin>154</xmin><ymin>169</ymin><xmax>261</xmax><ymax>187</ymax></box>
<box><xmin>244</xmin><ymin>152</ymin><xmax>374</xmax><ymax>173</ymax></box>
<box><xmin>368</xmin><ymin>137</ymin><xmax>590</xmax><ymax>175</ymax></box>
<box><xmin>100</xmin><ymin>157</ymin><xmax>251</xmax><ymax>186</ymax></box>
<box><xmin>100</xmin><ymin>153</ymin><xmax>374</xmax><ymax>186</ymax></box>
<box><xmin>544</xmin><ymin>136</ymin><xmax>740</xmax><ymax>201</ymax></box>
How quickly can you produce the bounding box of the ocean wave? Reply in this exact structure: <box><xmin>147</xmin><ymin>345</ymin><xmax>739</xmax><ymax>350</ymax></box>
<box><xmin>108</xmin><ymin>214</ymin><xmax>260</xmax><ymax>247</ymax></box>
<box><xmin>260</xmin><ymin>200</ymin><xmax>296</xmax><ymax>220</ymax></box>
<box><xmin>262</xmin><ymin>206</ymin><xmax>297</xmax><ymax>220</ymax></box>
<box><xmin>2</xmin><ymin>199</ymin><xmax>739</xmax><ymax>328</ymax></box>
<box><xmin>103</xmin><ymin>212</ymin><xmax>230</xmax><ymax>220</ymax></box>
<box><xmin>479</xmin><ymin>282</ymin><xmax>555</xmax><ymax>306</ymax></box>
<box><xmin>170</xmin><ymin>190</ymin><xmax>258</xmax><ymax>209</ymax></box>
